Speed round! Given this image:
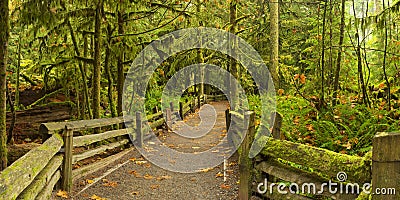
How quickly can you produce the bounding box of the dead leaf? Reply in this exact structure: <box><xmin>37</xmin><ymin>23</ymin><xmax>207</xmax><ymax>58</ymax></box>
<box><xmin>90</xmin><ymin>194</ymin><xmax>107</xmax><ymax>200</ymax></box>
<box><xmin>128</xmin><ymin>170</ymin><xmax>142</xmax><ymax>178</ymax></box>
<box><xmin>198</xmin><ymin>167</ymin><xmax>213</xmax><ymax>172</ymax></box>
<box><xmin>278</xmin><ymin>89</ymin><xmax>285</xmax><ymax>96</ymax></box>
<box><xmin>157</xmin><ymin>175</ymin><xmax>172</xmax><ymax>180</ymax></box>
<box><xmin>87</xmin><ymin>179</ymin><xmax>94</xmax><ymax>184</ymax></box>
<box><xmin>56</xmin><ymin>190</ymin><xmax>68</xmax><ymax>198</ymax></box>
<box><xmin>135</xmin><ymin>160</ymin><xmax>148</xmax><ymax>165</ymax></box>
<box><xmin>215</xmin><ymin>172</ymin><xmax>224</xmax><ymax>177</ymax></box>
<box><xmin>150</xmin><ymin>184</ymin><xmax>160</xmax><ymax>189</ymax></box>
<box><xmin>102</xmin><ymin>180</ymin><xmax>118</xmax><ymax>187</ymax></box>
<box><xmin>144</xmin><ymin>163</ymin><xmax>152</xmax><ymax>168</ymax></box>
<box><xmin>300</xmin><ymin>74</ymin><xmax>306</xmax><ymax>84</ymax></box>
<box><xmin>220</xmin><ymin>184</ymin><xmax>231</xmax><ymax>189</ymax></box>
<box><xmin>143</xmin><ymin>174</ymin><xmax>154</xmax><ymax>180</ymax></box>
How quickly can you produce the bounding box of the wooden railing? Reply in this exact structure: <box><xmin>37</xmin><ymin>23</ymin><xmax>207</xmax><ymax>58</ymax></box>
<box><xmin>0</xmin><ymin>94</ymin><xmax>209</xmax><ymax>199</ymax></box>
<box><xmin>0</xmin><ymin>134</ymin><xmax>63</xmax><ymax>199</ymax></box>
<box><xmin>230</xmin><ymin>109</ymin><xmax>399</xmax><ymax>200</ymax></box>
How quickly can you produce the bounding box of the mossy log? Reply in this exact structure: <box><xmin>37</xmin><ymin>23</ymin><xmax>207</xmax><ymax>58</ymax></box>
<box><xmin>0</xmin><ymin>134</ymin><xmax>63</xmax><ymax>200</ymax></box>
<box><xmin>17</xmin><ymin>155</ymin><xmax>63</xmax><ymax>199</ymax></box>
<box><xmin>261</xmin><ymin>137</ymin><xmax>371</xmax><ymax>183</ymax></box>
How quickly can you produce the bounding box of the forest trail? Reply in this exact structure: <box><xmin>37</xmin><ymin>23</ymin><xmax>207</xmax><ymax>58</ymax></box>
<box><xmin>60</xmin><ymin>101</ymin><xmax>240</xmax><ymax>200</ymax></box>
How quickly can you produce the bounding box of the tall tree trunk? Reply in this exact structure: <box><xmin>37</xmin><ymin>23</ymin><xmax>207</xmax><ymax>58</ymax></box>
<box><xmin>0</xmin><ymin>0</ymin><xmax>9</xmax><ymax>170</ymax></box>
<box><xmin>93</xmin><ymin>0</ymin><xmax>102</xmax><ymax>120</ymax></box>
<box><xmin>229</xmin><ymin>0</ymin><xmax>238</xmax><ymax>110</ymax></box>
<box><xmin>67</xmin><ymin>20</ymin><xmax>92</xmax><ymax>119</ymax></box>
<box><xmin>320</xmin><ymin>1</ymin><xmax>327</xmax><ymax>106</ymax></box>
<box><xmin>270</xmin><ymin>0</ymin><xmax>279</xmax><ymax>89</ymax></box>
<box><xmin>117</xmin><ymin>0</ymin><xmax>124</xmax><ymax>116</ymax></box>
<box><xmin>197</xmin><ymin>0</ymin><xmax>204</xmax><ymax>97</ymax></box>
<box><xmin>332</xmin><ymin>0</ymin><xmax>346</xmax><ymax>106</ymax></box>
<box><xmin>105</xmin><ymin>25</ymin><xmax>117</xmax><ymax>118</ymax></box>
<box><xmin>382</xmin><ymin>0</ymin><xmax>391</xmax><ymax>110</ymax></box>
<box><xmin>352</xmin><ymin>0</ymin><xmax>369</xmax><ymax>106</ymax></box>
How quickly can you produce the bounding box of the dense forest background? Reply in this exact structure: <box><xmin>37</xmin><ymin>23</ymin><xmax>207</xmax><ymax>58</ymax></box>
<box><xmin>0</xmin><ymin>0</ymin><xmax>399</xmax><ymax>169</ymax></box>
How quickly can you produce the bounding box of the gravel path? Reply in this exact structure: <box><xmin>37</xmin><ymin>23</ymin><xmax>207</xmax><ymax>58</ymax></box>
<box><xmin>56</xmin><ymin>101</ymin><xmax>240</xmax><ymax>200</ymax></box>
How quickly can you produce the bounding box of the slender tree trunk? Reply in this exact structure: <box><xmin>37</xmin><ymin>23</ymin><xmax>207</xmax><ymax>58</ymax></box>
<box><xmin>0</xmin><ymin>0</ymin><xmax>9</xmax><ymax>170</ymax></box>
<box><xmin>320</xmin><ymin>1</ymin><xmax>327</xmax><ymax>105</ymax></box>
<box><xmin>270</xmin><ymin>0</ymin><xmax>279</xmax><ymax>89</ymax></box>
<box><xmin>93</xmin><ymin>0</ymin><xmax>102</xmax><ymax>120</ymax></box>
<box><xmin>382</xmin><ymin>0</ymin><xmax>391</xmax><ymax>110</ymax></box>
<box><xmin>105</xmin><ymin>25</ymin><xmax>117</xmax><ymax>118</ymax></box>
<box><xmin>229</xmin><ymin>0</ymin><xmax>238</xmax><ymax>110</ymax></box>
<box><xmin>332</xmin><ymin>0</ymin><xmax>346</xmax><ymax>106</ymax></box>
<box><xmin>352</xmin><ymin>0</ymin><xmax>369</xmax><ymax>106</ymax></box>
<box><xmin>117</xmin><ymin>0</ymin><xmax>124</xmax><ymax>116</ymax></box>
<box><xmin>197</xmin><ymin>0</ymin><xmax>204</xmax><ymax>97</ymax></box>
<box><xmin>67</xmin><ymin>20</ymin><xmax>92</xmax><ymax>119</ymax></box>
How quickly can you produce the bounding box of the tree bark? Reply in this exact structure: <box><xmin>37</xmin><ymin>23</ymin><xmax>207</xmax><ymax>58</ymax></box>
<box><xmin>105</xmin><ymin>25</ymin><xmax>117</xmax><ymax>118</ymax></box>
<box><xmin>269</xmin><ymin>0</ymin><xmax>279</xmax><ymax>89</ymax></box>
<box><xmin>117</xmin><ymin>0</ymin><xmax>125</xmax><ymax>116</ymax></box>
<box><xmin>0</xmin><ymin>0</ymin><xmax>9</xmax><ymax>170</ymax></box>
<box><xmin>93</xmin><ymin>0</ymin><xmax>102</xmax><ymax>120</ymax></box>
<box><xmin>229</xmin><ymin>0</ymin><xmax>238</xmax><ymax>110</ymax></box>
<box><xmin>332</xmin><ymin>0</ymin><xmax>346</xmax><ymax>106</ymax></box>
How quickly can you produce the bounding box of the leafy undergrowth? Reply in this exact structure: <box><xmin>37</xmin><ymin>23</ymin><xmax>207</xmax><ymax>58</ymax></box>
<box><xmin>248</xmin><ymin>94</ymin><xmax>400</xmax><ymax>156</ymax></box>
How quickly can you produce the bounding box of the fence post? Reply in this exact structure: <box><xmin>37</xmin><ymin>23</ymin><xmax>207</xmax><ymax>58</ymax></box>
<box><xmin>166</xmin><ymin>108</ymin><xmax>171</xmax><ymax>131</ymax></box>
<box><xmin>135</xmin><ymin>112</ymin><xmax>143</xmax><ymax>147</ymax></box>
<box><xmin>239</xmin><ymin>111</ymin><xmax>255</xmax><ymax>200</ymax></box>
<box><xmin>170</xmin><ymin>102</ymin><xmax>174</xmax><ymax>112</ymax></box>
<box><xmin>197</xmin><ymin>95</ymin><xmax>201</xmax><ymax>109</ymax></box>
<box><xmin>271</xmin><ymin>112</ymin><xmax>283</xmax><ymax>140</ymax></box>
<box><xmin>372</xmin><ymin>132</ymin><xmax>400</xmax><ymax>200</ymax></box>
<box><xmin>225</xmin><ymin>109</ymin><xmax>231</xmax><ymax>132</ymax></box>
<box><xmin>61</xmin><ymin>126</ymin><xmax>73</xmax><ymax>192</ymax></box>
<box><xmin>179</xmin><ymin>102</ymin><xmax>183</xmax><ymax>119</ymax></box>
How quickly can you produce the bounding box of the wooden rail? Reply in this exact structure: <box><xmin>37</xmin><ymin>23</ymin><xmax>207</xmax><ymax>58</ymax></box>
<box><xmin>0</xmin><ymin>134</ymin><xmax>63</xmax><ymax>200</ymax></box>
<box><xmin>228</xmin><ymin>110</ymin><xmax>399</xmax><ymax>200</ymax></box>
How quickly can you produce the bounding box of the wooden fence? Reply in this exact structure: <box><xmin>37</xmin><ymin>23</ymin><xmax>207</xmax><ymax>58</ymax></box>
<box><xmin>0</xmin><ymin>95</ymin><xmax>206</xmax><ymax>199</ymax></box>
<box><xmin>230</xmin><ymin>109</ymin><xmax>399</xmax><ymax>200</ymax></box>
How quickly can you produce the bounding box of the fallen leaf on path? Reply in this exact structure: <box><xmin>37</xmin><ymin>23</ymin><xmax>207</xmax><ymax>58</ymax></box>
<box><xmin>198</xmin><ymin>167</ymin><xmax>213</xmax><ymax>172</ymax></box>
<box><xmin>150</xmin><ymin>184</ymin><xmax>160</xmax><ymax>189</ymax></box>
<box><xmin>143</xmin><ymin>174</ymin><xmax>154</xmax><ymax>180</ymax></box>
<box><xmin>90</xmin><ymin>194</ymin><xmax>107</xmax><ymax>200</ymax></box>
<box><xmin>220</xmin><ymin>184</ymin><xmax>231</xmax><ymax>189</ymax></box>
<box><xmin>56</xmin><ymin>190</ymin><xmax>68</xmax><ymax>198</ymax></box>
<box><xmin>129</xmin><ymin>157</ymin><xmax>136</xmax><ymax>161</ymax></box>
<box><xmin>102</xmin><ymin>180</ymin><xmax>118</xmax><ymax>187</ymax></box>
<box><xmin>157</xmin><ymin>175</ymin><xmax>172</xmax><ymax>180</ymax></box>
<box><xmin>215</xmin><ymin>172</ymin><xmax>223</xmax><ymax>177</ymax></box>
<box><xmin>144</xmin><ymin>163</ymin><xmax>152</xmax><ymax>168</ymax></box>
<box><xmin>86</xmin><ymin>179</ymin><xmax>94</xmax><ymax>184</ymax></box>
<box><xmin>135</xmin><ymin>160</ymin><xmax>148</xmax><ymax>165</ymax></box>
<box><xmin>128</xmin><ymin>170</ymin><xmax>142</xmax><ymax>178</ymax></box>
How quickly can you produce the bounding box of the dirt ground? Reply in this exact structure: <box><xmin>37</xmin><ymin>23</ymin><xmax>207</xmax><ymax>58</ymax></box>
<box><xmin>54</xmin><ymin>101</ymin><xmax>241</xmax><ymax>200</ymax></box>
